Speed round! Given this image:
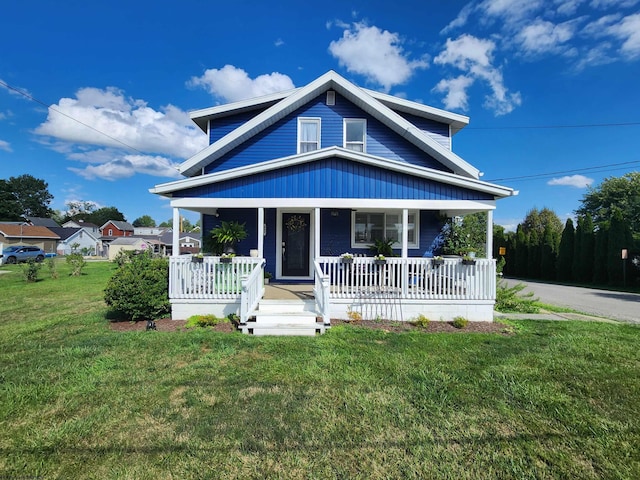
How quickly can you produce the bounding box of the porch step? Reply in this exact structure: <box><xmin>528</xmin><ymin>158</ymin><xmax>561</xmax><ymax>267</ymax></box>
<box><xmin>241</xmin><ymin>299</ymin><xmax>329</xmax><ymax>336</ymax></box>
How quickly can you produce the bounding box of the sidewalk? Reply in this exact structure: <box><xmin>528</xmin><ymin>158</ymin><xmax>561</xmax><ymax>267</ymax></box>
<box><xmin>494</xmin><ymin>310</ymin><xmax>620</xmax><ymax>324</ymax></box>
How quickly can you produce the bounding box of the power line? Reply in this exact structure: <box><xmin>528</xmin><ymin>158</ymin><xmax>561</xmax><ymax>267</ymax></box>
<box><xmin>467</xmin><ymin>121</ymin><xmax>640</xmax><ymax>130</ymax></box>
<box><xmin>486</xmin><ymin>160</ymin><xmax>640</xmax><ymax>183</ymax></box>
<box><xmin>0</xmin><ymin>79</ymin><xmax>145</xmax><ymax>155</ymax></box>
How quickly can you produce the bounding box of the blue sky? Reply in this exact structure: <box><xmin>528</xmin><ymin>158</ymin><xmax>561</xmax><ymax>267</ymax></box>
<box><xmin>1</xmin><ymin>0</ymin><xmax>639</xmax><ymax>229</ymax></box>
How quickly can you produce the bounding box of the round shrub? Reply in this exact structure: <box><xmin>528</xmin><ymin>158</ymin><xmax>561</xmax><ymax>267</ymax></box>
<box><xmin>104</xmin><ymin>252</ymin><xmax>170</xmax><ymax>321</ymax></box>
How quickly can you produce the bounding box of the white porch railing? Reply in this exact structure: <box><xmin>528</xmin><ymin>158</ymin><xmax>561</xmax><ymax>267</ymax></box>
<box><xmin>313</xmin><ymin>260</ymin><xmax>331</xmax><ymax>325</ymax></box>
<box><xmin>316</xmin><ymin>257</ymin><xmax>496</xmax><ymax>301</ymax></box>
<box><xmin>240</xmin><ymin>260</ymin><xmax>266</xmax><ymax>325</ymax></box>
<box><xmin>169</xmin><ymin>256</ymin><xmax>263</xmax><ymax>299</ymax></box>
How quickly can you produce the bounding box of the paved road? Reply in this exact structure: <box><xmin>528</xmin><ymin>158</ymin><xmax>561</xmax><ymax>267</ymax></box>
<box><xmin>501</xmin><ymin>278</ymin><xmax>640</xmax><ymax>324</ymax></box>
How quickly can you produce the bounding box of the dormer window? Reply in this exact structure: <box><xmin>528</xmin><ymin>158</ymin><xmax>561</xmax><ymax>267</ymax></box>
<box><xmin>298</xmin><ymin>118</ymin><xmax>321</xmax><ymax>153</ymax></box>
<box><xmin>344</xmin><ymin>119</ymin><xmax>366</xmax><ymax>152</ymax></box>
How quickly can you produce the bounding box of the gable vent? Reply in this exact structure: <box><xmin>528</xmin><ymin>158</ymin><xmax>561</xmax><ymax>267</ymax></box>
<box><xmin>326</xmin><ymin>90</ymin><xmax>335</xmax><ymax>106</ymax></box>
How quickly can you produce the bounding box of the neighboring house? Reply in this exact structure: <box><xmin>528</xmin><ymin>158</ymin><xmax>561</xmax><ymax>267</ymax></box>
<box><xmin>62</xmin><ymin>220</ymin><xmax>100</xmax><ymax>236</ymax></box>
<box><xmin>134</xmin><ymin>227</ymin><xmax>168</xmax><ymax>236</ymax></box>
<box><xmin>100</xmin><ymin>220</ymin><xmax>134</xmax><ymax>238</ymax></box>
<box><xmin>0</xmin><ymin>224</ymin><xmax>60</xmax><ymax>255</ymax></box>
<box><xmin>150</xmin><ymin>70</ymin><xmax>516</xmax><ymax>328</ymax></box>
<box><xmin>25</xmin><ymin>217</ymin><xmax>61</xmax><ymax>228</ymax></box>
<box><xmin>107</xmin><ymin>237</ymin><xmax>152</xmax><ymax>261</ymax></box>
<box><xmin>49</xmin><ymin>227</ymin><xmax>101</xmax><ymax>256</ymax></box>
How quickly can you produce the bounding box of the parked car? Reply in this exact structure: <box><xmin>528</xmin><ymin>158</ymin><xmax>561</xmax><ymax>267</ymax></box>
<box><xmin>0</xmin><ymin>246</ymin><xmax>46</xmax><ymax>264</ymax></box>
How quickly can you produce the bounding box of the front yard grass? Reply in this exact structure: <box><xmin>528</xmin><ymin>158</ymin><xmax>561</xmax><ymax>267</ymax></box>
<box><xmin>0</xmin><ymin>261</ymin><xmax>639</xmax><ymax>479</ymax></box>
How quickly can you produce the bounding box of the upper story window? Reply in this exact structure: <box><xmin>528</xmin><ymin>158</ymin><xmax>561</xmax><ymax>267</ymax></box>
<box><xmin>298</xmin><ymin>118</ymin><xmax>321</xmax><ymax>153</ymax></box>
<box><xmin>344</xmin><ymin>119</ymin><xmax>366</xmax><ymax>152</ymax></box>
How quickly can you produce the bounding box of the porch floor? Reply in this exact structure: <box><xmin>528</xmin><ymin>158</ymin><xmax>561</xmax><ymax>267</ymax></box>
<box><xmin>263</xmin><ymin>283</ymin><xmax>314</xmax><ymax>301</ymax></box>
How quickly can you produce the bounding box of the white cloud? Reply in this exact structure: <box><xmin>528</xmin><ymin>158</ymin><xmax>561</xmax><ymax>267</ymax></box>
<box><xmin>590</xmin><ymin>0</ymin><xmax>639</xmax><ymax>8</ymax></box>
<box><xmin>274</xmin><ymin>38</ymin><xmax>285</xmax><ymax>47</ymax></box>
<box><xmin>548</xmin><ymin>174</ymin><xmax>594</xmax><ymax>188</ymax></box>
<box><xmin>517</xmin><ymin>19</ymin><xmax>579</xmax><ymax>56</ymax></box>
<box><xmin>479</xmin><ymin>0</ymin><xmax>545</xmax><ymax>26</ymax></box>
<box><xmin>434</xmin><ymin>34</ymin><xmax>521</xmax><ymax>115</ymax></box>
<box><xmin>187</xmin><ymin>65</ymin><xmax>295</xmax><ymax>103</ymax></box>
<box><xmin>0</xmin><ymin>79</ymin><xmax>31</xmax><ymax>98</ymax></box>
<box><xmin>607</xmin><ymin>13</ymin><xmax>640</xmax><ymax>58</ymax></box>
<box><xmin>34</xmin><ymin>86</ymin><xmax>206</xmax><ymax>181</ymax></box>
<box><xmin>0</xmin><ymin>139</ymin><xmax>12</xmax><ymax>152</ymax></box>
<box><xmin>441</xmin><ymin>3</ymin><xmax>475</xmax><ymax>33</ymax></box>
<box><xmin>555</xmin><ymin>0</ymin><xmax>587</xmax><ymax>15</ymax></box>
<box><xmin>432</xmin><ymin>75</ymin><xmax>475</xmax><ymax>111</ymax></box>
<box><xmin>69</xmin><ymin>154</ymin><xmax>182</xmax><ymax>181</ymax></box>
<box><xmin>328</xmin><ymin>22</ymin><xmax>429</xmax><ymax>92</ymax></box>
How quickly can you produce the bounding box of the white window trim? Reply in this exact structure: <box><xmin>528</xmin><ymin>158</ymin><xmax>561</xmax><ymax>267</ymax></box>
<box><xmin>297</xmin><ymin>117</ymin><xmax>321</xmax><ymax>154</ymax></box>
<box><xmin>351</xmin><ymin>210</ymin><xmax>419</xmax><ymax>249</ymax></box>
<box><xmin>343</xmin><ymin>118</ymin><xmax>366</xmax><ymax>152</ymax></box>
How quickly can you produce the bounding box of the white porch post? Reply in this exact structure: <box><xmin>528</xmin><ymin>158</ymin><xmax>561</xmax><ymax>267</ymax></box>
<box><xmin>257</xmin><ymin>207</ymin><xmax>264</xmax><ymax>257</ymax></box>
<box><xmin>172</xmin><ymin>208</ymin><xmax>180</xmax><ymax>256</ymax></box>
<box><xmin>314</xmin><ymin>207</ymin><xmax>321</xmax><ymax>259</ymax></box>
<box><xmin>486</xmin><ymin>210</ymin><xmax>494</xmax><ymax>259</ymax></box>
<box><xmin>401</xmin><ymin>208</ymin><xmax>409</xmax><ymax>258</ymax></box>
<box><xmin>401</xmin><ymin>208</ymin><xmax>409</xmax><ymax>296</ymax></box>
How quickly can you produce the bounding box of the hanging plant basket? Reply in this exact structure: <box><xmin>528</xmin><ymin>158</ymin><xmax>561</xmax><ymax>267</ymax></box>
<box><xmin>192</xmin><ymin>256</ymin><xmax>203</xmax><ymax>263</ymax></box>
<box><xmin>432</xmin><ymin>258</ymin><xmax>445</xmax><ymax>266</ymax></box>
<box><xmin>341</xmin><ymin>257</ymin><xmax>354</xmax><ymax>264</ymax></box>
<box><xmin>220</xmin><ymin>257</ymin><xmax>233</xmax><ymax>264</ymax></box>
<box><xmin>374</xmin><ymin>259</ymin><xmax>387</xmax><ymax>265</ymax></box>
<box><xmin>462</xmin><ymin>259</ymin><xmax>476</xmax><ymax>266</ymax></box>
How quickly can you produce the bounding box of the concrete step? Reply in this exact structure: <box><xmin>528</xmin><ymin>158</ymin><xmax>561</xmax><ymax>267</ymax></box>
<box><xmin>257</xmin><ymin>299</ymin><xmax>316</xmax><ymax>313</ymax></box>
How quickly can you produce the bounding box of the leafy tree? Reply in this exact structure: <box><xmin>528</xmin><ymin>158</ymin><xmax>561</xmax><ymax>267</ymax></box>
<box><xmin>540</xmin><ymin>224</ymin><xmax>557</xmax><ymax>280</ymax></box>
<box><xmin>514</xmin><ymin>225</ymin><xmax>528</xmax><ymax>277</ymax></box>
<box><xmin>521</xmin><ymin>207</ymin><xmax>563</xmax><ymax>242</ymax></box>
<box><xmin>85</xmin><ymin>207</ymin><xmax>126</xmax><ymax>227</ymax></box>
<box><xmin>133</xmin><ymin>215</ymin><xmax>156</xmax><ymax>227</ymax></box>
<box><xmin>158</xmin><ymin>218</ymin><xmax>172</xmax><ymax>228</ymax></box>
<box><xmin>577</xmin><ymin>172</ymin><xmax>640</xmax><ymax>234</ymax></box>
<box><xmin>557</xmin><ymin>218</ymin><xmax>575</xmax><ymax>281</ymax></box>
<box><xmin>0</xmin><ymin>174</ymin><xmax>53</xmax><ymax>220</ymax></box>
<box><xmin>440</xmin><ymin>212</ymin><xmax>487</xmax><ymax>256</ymax></box>
<box><xmin>527</xmin><ymin>229</ymin><xmax>541</xmax><ymax>279</ymax></box>
<box><xmin>580</xmin><ymin>214</ymin><xmax>595</xmax><ymax>283</ymax></box>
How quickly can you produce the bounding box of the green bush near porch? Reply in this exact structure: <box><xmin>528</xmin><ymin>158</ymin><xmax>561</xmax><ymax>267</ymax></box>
<box><xmin>0</xmin><ymin>261</ymin><xmax>639</xmax><ymax>479</ymax></box>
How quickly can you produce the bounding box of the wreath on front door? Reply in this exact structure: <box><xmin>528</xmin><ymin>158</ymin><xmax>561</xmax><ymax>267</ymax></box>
<box><xmin>286</xmin><ymin>214</ymin><xmax>307</xmax><ymax>232</ymax></box>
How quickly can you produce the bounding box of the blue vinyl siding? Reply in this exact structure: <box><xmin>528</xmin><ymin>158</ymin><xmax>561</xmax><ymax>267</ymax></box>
<box><xmin>185</xmin><ymin>157</ymin><xmax>492</xmax><ymax>200</ymax></box>
<box><xmin>399</xmin><ymin>112</ymin><xmax>451</xmax><ymax>150</ymax></box>
<box><xmin>209</xmin><ymin>110</ymin><xmax>264</xmax><ymax>144</ymax></box>
<box><xmin>203</xmin><ymin>92</ymin><xmax>451</xmax><ymax>175</ymax></box>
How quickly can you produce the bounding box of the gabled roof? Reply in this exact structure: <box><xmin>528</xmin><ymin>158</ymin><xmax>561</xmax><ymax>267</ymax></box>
<box><xmin>152</xmin><ymin>147</ymin><xmax>516</xmax><ymax>200</ymax></box>
<box><xmin>110</xmin><ymin>237</ymin><xmax>149</xmax><ymax>246</ymax></box>
<box><xmin>0</xmin><ymin>224</ymin><xmax>60</xmax><ymax>239</ymax></box>
<box><xmin>25</xmin><ymin>217</ymin><xmax>60</xmax><ymax>228</ymax></box>
<box><xmin>179</xmin><ymin>70</ymin><xmax>479</xmax><ymax>179</ymax></box>
<box><xmin>49</xmin><ymin>227</ymin><xmax>100</xmax><ymax>242</ymax></box>
<box><xmin>62</xmin><ymin>220</ymin><xmax>99</xmax><ymax>229</ymax></box>
<box><xmin>100</xmin><ymin>220</ymin><xmax>135</xmax><ymax>231</ymax></box>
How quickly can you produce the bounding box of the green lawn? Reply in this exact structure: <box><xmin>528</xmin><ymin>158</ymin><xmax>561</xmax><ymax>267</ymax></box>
<box><xmin>1</xmin><ymin>261</ymin><xmax>639</xmax><ymax>479</ymax></box>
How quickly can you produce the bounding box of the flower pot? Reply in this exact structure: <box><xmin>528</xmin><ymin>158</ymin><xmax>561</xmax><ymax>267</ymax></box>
<box><xmin>341</xmin><ymin>257</ymin><xmax>353</xmax><ymax>264</ymax></box>
<box><xmin>462</xmin><ymin>259</ymin><xmax>476</xmax><ymax>265</ymax></box>
<box><xmin>220</xmin><ymin>257</ymin><xmax>233</xmax><ymax>263</ymax></box>
<box><xmin>374</xmin><ymin>259</ymin><xmax>387</xmax><ymax>265</ymax></box>
<box><xmin>192</xmin><ymin>256</ymin><xmax>203</xmax><ymax>263</ymax></box>
<box><xmin>432</xmin><ymin>259</ymin><xmax>444</xmax><ymax>266</ymax></box>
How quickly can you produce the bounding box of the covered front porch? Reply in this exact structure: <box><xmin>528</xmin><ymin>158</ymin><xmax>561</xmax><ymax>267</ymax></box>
<box><xmin>169</xmin><ymin>254</ymin><xmax>497</xmax><ymax>333</ymax></box>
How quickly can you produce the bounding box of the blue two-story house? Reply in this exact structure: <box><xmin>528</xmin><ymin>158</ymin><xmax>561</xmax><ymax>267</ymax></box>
<box><xmin>151</xmin><ymin>70</ymin><xmax>516</xmax><ymax>333</ymax></box>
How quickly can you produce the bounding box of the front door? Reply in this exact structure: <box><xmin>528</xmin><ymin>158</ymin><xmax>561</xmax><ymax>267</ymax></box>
<box><xmin>281</xmin><ymin>212</ymin><xmax>310</xmax><ymax>277</ymax></box>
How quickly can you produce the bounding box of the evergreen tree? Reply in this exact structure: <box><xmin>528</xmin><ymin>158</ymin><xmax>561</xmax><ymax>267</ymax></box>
<box><xmin>515</xmin><ymin>225</ymin><xmax>528</xmax><ymax>277</ymax></box>
<box><xmin>581</xmin><ymin>214</ymin><xmax>595</xmax><ymax>282</ymax></box>
<box><xmin>572</xmin><ymin>217</ymin><xmax>583</xmax><ymax>281</ymax></box>
<box><xmin>557</xmin><ymin>218</ymin><xmax>575</xmax><ymax>281</ymax></box>
<box><xmin>607</xmin><ymin>209</ymin><xmax>633</xmax><ymax>285</ymax></box>
<box><xmin>540</xmin><ymin>224</ymin><xmax>557</xmax><ymax>280</ymax></box>
<box><xmin>593</xmin><ymin>226</ymin><xmax>608</xmax><ymax>284</ymax></box>
<box><xmin>527</xmin><ymin>229</ymin><xmax>541</xmax><ymax>279</ymax></box>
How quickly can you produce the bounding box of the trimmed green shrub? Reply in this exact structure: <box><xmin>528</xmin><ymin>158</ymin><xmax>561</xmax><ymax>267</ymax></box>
<box><xmin>411</xmin><ymin>314</ymin><xmax>430</xmax><ymax>328</ymax></box>
<box><xmin>104</xmin><ymin>252</ymin><xmax>170</xmax><ymax>321</ymax></box>
<box><xmin>66</xmin><ymin>253</ymin><xmax>86</xmax><ymax>276</ymax></box>
<box><xmin>185</xmin><ymin>314</ymin><xmax>229</xmax><ymax>329</ymax></box>
<box><xmin>452</xmin><ymin>316</ymin><xmax>468</xmax><ymax>329</ymax></box>
<box><xmin>495</xmin><ymin>279</ymin><xmax>539</xmax><ymax>313</ymax></box>
<box><xmin>21</xmin><ymin>259</ymin><xmax>41</xmax><ymax>283</ymax></box>
<box><xmin>46</xmin><ymin>257</ymin><xmax>59</xmax><ymax>279</ymax></box>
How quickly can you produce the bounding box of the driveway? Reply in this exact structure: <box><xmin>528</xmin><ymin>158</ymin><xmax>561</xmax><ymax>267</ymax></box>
<box><xmin>501</xmin><ymin>278</ymin><xmax>640</xmax><ymax>324</ymax></box>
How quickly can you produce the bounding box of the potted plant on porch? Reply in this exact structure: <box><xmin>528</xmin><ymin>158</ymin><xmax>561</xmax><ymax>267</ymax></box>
<box><xmin>431</xmin><ymin>255</ymin><xmax>445</xmax><ymax>266</ymax></box>
<box><xmin>210</xmin><ymin>221</ymin><xmax>247</xmax><ymax>254</ymax></box>
<box><xmin>340</xmin><ymin>253</ymin><xmax>354</xmax><ymax>264</ymax></box>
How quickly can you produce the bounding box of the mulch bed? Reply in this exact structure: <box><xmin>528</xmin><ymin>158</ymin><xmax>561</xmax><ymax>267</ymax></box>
<box><xmin>109</xmin><ymin>318</ymin><xmax>511</xmax><ymax>334</ymax></box>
